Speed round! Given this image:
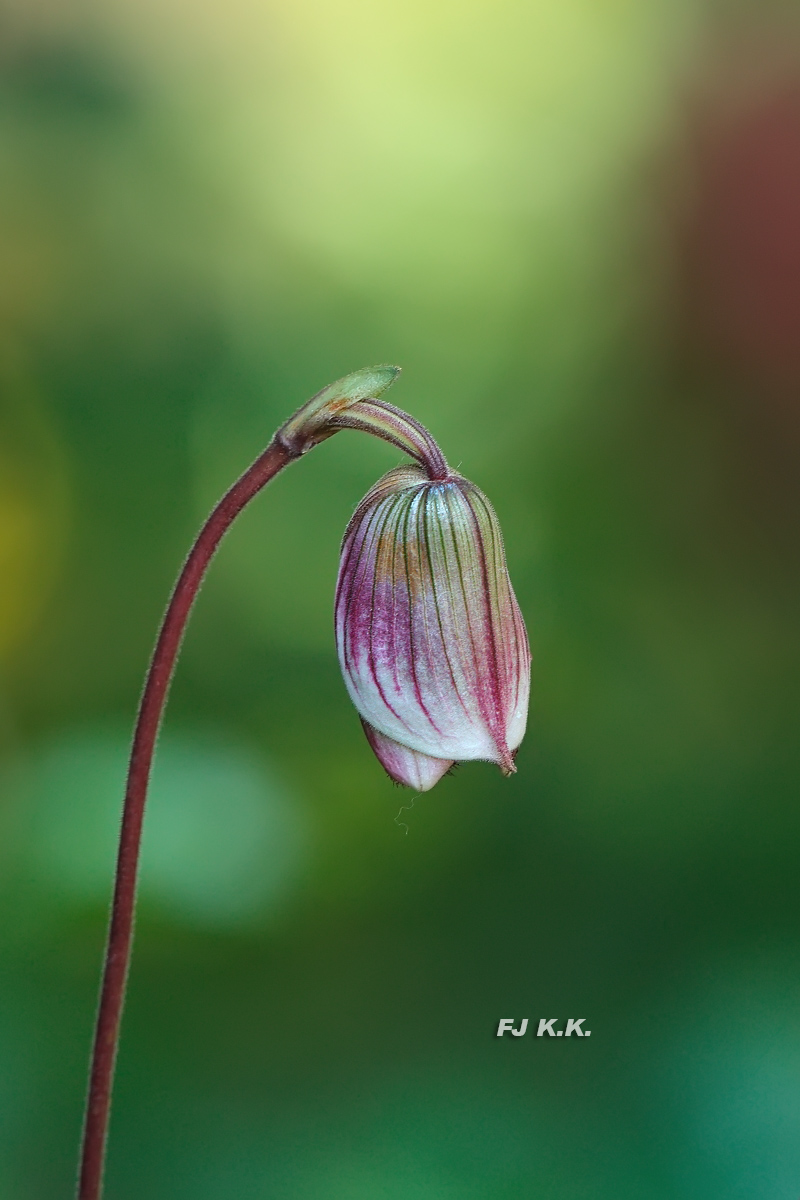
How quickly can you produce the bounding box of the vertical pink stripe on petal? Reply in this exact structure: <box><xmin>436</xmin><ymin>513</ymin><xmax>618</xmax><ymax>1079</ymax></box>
<box><xmin>335</xmin><ymin>461</ymin><xmax>530</xmax><ymax>781</ymax></box>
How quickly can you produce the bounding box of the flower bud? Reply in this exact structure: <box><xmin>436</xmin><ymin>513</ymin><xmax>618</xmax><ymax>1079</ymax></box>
<box><xmin>335</xmin><ymin>461</ymin><xmax>530</xmax><ymax>791</ymax></box>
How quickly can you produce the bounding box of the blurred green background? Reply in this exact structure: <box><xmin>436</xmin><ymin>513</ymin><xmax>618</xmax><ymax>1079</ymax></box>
<box><xmin>2</xmin><ymin>0</ymin><xmax>800</xmax><ymax>1195</ymax></box>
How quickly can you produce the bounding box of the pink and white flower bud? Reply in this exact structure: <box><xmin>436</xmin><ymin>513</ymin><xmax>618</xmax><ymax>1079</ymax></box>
<box><xmin>335</xmin><ymin>459</ymin><xmax>530</xmax><ymax>791</ymax></box>
<box><xmin>361</xmin><ymin>721</ymin><xmax>455</xmax><ymax>792</ymax></box>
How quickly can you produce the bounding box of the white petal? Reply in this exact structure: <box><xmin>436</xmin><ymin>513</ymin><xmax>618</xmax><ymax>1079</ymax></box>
<box><xmin>362</xmin><ymin>722</ymin><xmax>454</xmax><ymax>792</ymax></box>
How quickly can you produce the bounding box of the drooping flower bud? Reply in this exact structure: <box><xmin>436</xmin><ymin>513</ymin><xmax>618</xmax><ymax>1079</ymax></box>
<box><xmin>334</xmin><ymin>403</ymin><xmax>530</xmax><ymax>792</ymax></box>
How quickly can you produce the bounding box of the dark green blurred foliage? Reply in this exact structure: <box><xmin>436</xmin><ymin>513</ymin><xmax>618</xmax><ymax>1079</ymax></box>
<box><xmin>2</xmin><ymin>3</ymin><xmax>800</xmax><ymax>1197</ymax></box>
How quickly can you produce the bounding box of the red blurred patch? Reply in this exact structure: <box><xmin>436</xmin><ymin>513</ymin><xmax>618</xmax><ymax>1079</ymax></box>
<box><xmin>681</xmin><ymin>80</ymin><xmax>800</xmax><ymax>387</ymax></box>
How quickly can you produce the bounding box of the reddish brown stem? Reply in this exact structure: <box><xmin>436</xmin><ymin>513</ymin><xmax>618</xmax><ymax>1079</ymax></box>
<box><xmin>77</xmin><ymin>436</ymin><xmax>298</xmax><ymax>1200</ymax></box>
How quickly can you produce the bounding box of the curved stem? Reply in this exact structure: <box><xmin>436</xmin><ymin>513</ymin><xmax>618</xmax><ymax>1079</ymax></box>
<box><xmin>77</xmin><ymin>436</ymin><xmax>298</xmax><ymax>1200</ymax></box>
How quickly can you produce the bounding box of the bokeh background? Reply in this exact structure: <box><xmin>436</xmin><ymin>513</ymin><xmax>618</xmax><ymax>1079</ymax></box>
<box><xmin>2</xmin><ymin>0</ymin><xmax>800</xmax><ymax>1195</ymax></box>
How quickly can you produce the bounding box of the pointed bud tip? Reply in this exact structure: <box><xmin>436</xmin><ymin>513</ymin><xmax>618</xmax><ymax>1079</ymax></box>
<box><xmin>332</xmin><ymin>365</ymin><xmax>401</xmax><ymax>405</ymax></box>
<box><xmin>362</xmin><ymin>721</ymin><xmax>453</xmax><ymax>792</ymax></box>
<box><xmin>498</xmin><ymin>744</ymin><xmax>517</xmax><ymax>777</ymax></box>
<box><xmin>280</xmin><ymin>365</ymin><xmax>401</xmax><ymax>450</ymax></box>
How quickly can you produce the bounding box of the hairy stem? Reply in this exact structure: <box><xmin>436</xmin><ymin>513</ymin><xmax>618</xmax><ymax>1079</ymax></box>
<box><xmin>77</xmin><ymin>436</ymin><xmax>298</xmax><ymax>1200</ymax></box>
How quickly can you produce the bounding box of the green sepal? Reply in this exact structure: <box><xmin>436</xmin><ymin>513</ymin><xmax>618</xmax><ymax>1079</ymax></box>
<box><xmin>280</xmin><ymin>365</ymin><xmax>401</xmax><ymax>452</ymax></box>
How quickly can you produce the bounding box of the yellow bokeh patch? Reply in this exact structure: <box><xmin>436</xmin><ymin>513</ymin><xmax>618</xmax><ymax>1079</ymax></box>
<box><xmin>0</xmin><ymin>353</ymin><xmax>70</xmax><ymax>661</ymax></box>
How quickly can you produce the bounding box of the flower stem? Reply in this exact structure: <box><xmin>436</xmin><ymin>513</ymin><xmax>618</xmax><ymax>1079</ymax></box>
<box><xmin>76</xmin><ymin>436</ymin><xmax>298</xmax><ymax>1200</ymax></box>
